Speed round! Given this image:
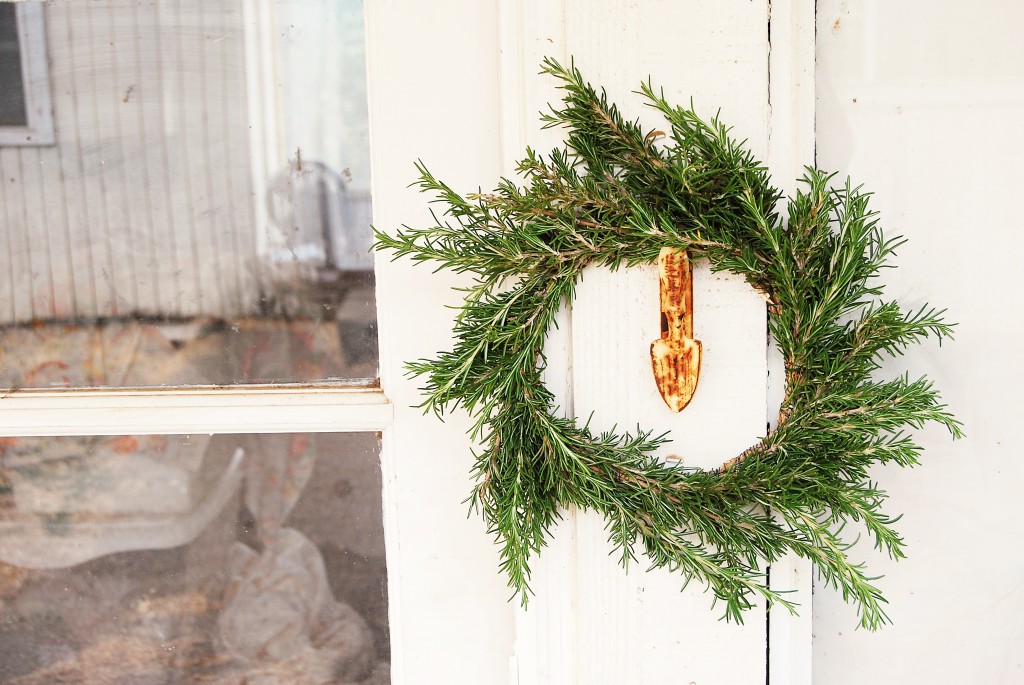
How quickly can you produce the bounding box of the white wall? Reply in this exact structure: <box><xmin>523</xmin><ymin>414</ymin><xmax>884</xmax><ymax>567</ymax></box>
<box><xmin>814</xmin><ymin>2</ymin><xmax>1024</xmax><ymax>682</ymax></box>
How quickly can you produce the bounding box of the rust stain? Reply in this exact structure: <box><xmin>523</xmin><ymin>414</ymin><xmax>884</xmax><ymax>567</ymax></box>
<box><xmin>290</xmin><ymin>147</ymin><xmax>308</xmax><ymax>175</ymax></box>
<box><xmin>107</xmin><ymin>436</ymin><xmax>140</xmax><ymax>453</ymax></box>
<box><xmin>650</xmin><ymin>247</ymin><xmax>702</xmax><ymax>412</ymax></box>
<box><xmin>832</xmin><ymin>18</ymin><xmax>841</xmax><ymax>33</ymax></box>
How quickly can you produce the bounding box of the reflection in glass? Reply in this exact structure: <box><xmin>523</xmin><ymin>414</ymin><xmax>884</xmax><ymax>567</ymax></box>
<box><xmin>0</xmin><ymin>432</ymin><xmax>389</xmax><ymax>684</ymax></box>
<box><xmin>0</xmin><ymin>4</ymin><xmax>28</xmax><ymax>127</ymax></box>
<box><xmin>0</xmin><ymin>0</ymin><xmax>377</xmax><ymax>387</ymax></box>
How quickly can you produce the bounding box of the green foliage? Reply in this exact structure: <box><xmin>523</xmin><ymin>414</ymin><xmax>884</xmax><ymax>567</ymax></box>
<box><xmin>374</xmin><ymin>58</ymin><xmax>961</xmax><ymax>629</ymax></box>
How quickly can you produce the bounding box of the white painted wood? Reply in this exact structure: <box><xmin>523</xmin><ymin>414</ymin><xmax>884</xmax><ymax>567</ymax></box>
<box><xmin>85</xmin><ymin>0</ymin><xmax>135</xmax><ymax>316</ymax></box>
<box><xmin>19</xmin><ymin>146</ymin><xmax>56</xmax><ymax>318</ymax></box>
<box><xmin>574</xmin><ymin>265</ymin><xmax>767</xmax><ymax>470</ymax></box>
<box><xmin>571</xmin><ymin>264</ymin><xmax>767</xmax><ymax>684</ymax></box>
<box><xmin>191</xmin><ymin>2</ymin><xmax>226</xmax><ymax>317</ymax></box>
<box><xmin>814</xmin><ymin>2</ymin><xmax>1024</xmax><ymax>683</ymax></box>
<box><xmin>0</xmin><ymin>386</ymin><xmax>390</xmax><ymax>435</ymax></box>
<box><xmin>130</xmin><ymin>0</ymin><xmax>179</xmax><ymax>315</ymax></box>
<box><xmin>111</xmin><ymin>0</ymin><xmax>155</xmax><ymax>313</ymax></box>
<box><xmin>220</xmin><ymin>1</ymin><xmax>259</xmax><ymax>315</ymax></box>
<box><xmin>501</xmin><ymin>1</ymin><xmax>780</xmax><ymax>683</ymax></box>
<box><xmin>497</xmin><ymin>3</ymin><xmax>583</xmax><ymax>684</ymax></box>
<box><xmin>765</xmin><ymin>2</ymin><xmax>815</xmax><ymax>684</ymax></box>
<box><xmin>0</xmin><ymin>146</ymin><xmax>34</xmax><ymax>320</ymax></box>
<box><xmin>0</xmin><ymin>0</ymin><xmax>371</xmax><ymax>328</ymax></box>
<box><xmin>366</xmin><ymin>1</ymin><xmax>516</xmax><ymax>682</ymax></box>
<box><xmin>569</xmin><ymin>3</ymin><xmax>771</xmax><ymax>682</ymax></box>
<box><xmin>0</xmin><ymin>149</ymin><xmax>16</xmax><ymax>322</ymax></box>
<box><xmin>241</xmin><ymin>0</ymin><xmax>278</xmax><ymax>284</ymax></box>
<box><xmin>77</xmin><ymin>0</ymin><xmax>118</xmax><ymax>317</ymax></box>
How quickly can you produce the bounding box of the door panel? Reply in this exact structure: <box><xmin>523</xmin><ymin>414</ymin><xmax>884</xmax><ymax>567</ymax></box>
<box><xmin>369</xmin><ymin>0</ymin><xmax>816</xmax><ymax>681</ymax></box>
<box><xmin>499</xmin><ymin>2</ymin><xmax>785</xmax><ymax>683</ymax></box>
<box><xmin>814</xmin><ymin>1</ymin><xmax>1024</xmax><ymax>683</ymax></box>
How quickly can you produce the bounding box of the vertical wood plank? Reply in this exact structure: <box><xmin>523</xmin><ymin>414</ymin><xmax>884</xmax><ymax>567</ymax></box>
<box><xmin>222</xmin><ymin>1</ymin><xmax>259</xmax><ymax>315</ymax></box>
<box><xmin>41</xmin><ymin>2</ymin><xmax>79</xmax><ymax>320</ymax></box>
<box><xmin>508</xmin><ymin>1</ymin><xmax>779</xmax><ymax>682</ymax></box>
<box><xmin>87</xmin><ymin>0</ymin><xmax>137</xmax><ymax>315</ymax></box>
<box><xmin>171</xmin><ymin>0</ymin><xmax>204</xmax><ymax>315</ymax></box>
<box><xmin>242</xmin><ymin>0</ymin><xmax>280</xmax><ymax>311</ymax></box>
<box><xmin>814</xmin><ymin>2</ymin><xmax>1024</xmax><ymax>683</ymax></box>
<box><xmin>190</xmin><ymin>0</ymin><xmax>228</xmax><ymax>315</ymax></box>
<box><xmin>501</xmin><ymin>3</ymin><xmax>581</xmax><ymax>684</ymax></box>
<box><xmin>154</xmin><ymin>0</ymin><xmax>191</xmax><ymax>315</ymax></box>
<box><xmin>765</xmin><ymin>2</ymin><xmax>816</xmax><ymax>684</ymax></box>
<box><xmin>0</xmin><ymin>149</ymin><xmax>32</xmax><ymax>321</ymax></box>
<box><xmin>570</xmin><ymin>265</ymin><xmax>767</xmax><ymax>685</ymax></box>
<box><xmin>77</xmin><ymin>0</ymin><xmax>119</xmax><ymax>316</ymax></box>
<box><xmin>214</xmin><ymin>1</ymin><xmax>241</xmax><ymax>314</ymax></box>
<box><xmin>18</xmin><ymin>147</ymin><xmax>55</xmax><ymax>318</ymax></box>
<box><xmin>563</xmin><ymin>2</ymin><xmax>770</xmax><ymax>683</ymax></box>
<box><xmin>36</xmin><ymin>144</ymin><xmax>75</xmax><ymax>320</ymax></box>
<box><xmin>133</xmin><ymin>0</ymin><xmax>180</xmax><ymax>316</ymax></box>
<box><xmin>141</xmin><ymin>0</ymin><xmax>187</xmax><ymax>315</ymax></box>
<box><xmin>104</xmin><ymin>0</ymin><xmax>147</xmax><ymax>313</ymax></box>
<box><xmin>58</xmin><ymin>0</ymin><xmax>101</xmax><ymax>319</ymax></box>
<box><xmin>0</xmin><ymin>153</ymin><xmax>17</xmax><ymax>323</ymax></box>
<box><xmin>366</xmin><ymin>0</ymin><xmax>517</xmax><ymax>680</ymax></box>
<box><xmin>204</xmin><ymin>1</ymin><xmax>240</xmax><ymax>314</ymax></box>
<box><xmin>113</xmin><ymin>0</ymin><xmax>159</xmax><ymax>314</ymax></box>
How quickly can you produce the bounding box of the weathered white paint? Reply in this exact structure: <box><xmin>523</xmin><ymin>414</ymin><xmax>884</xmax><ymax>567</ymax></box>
<box><xmin>765</xmin><ymin>3</ymin><xmax>815</xmax><ymax>684</ymax></box>
<box><xmin>366</xmin><ymin>1</ymin><xmax>517</xmax><ymax>682</ymax></box>
<box><xmin>814</xmin><ymin>2</ymin><xmax>1024</xmax><ymax>683</ymax></box>
<box><xmin>496</xmin><ymin>7</ymin><xmax>579</xmax><ymax>683</ymax></box>
<box><xmin>570</xmin><ymin>264</ymin><xmax>768</xmax><ymax>684</ymax></box>
<box><xmin>495</xmin><ymin>1</ymin><xmax>816</xmax><ymax>683</ymax></box>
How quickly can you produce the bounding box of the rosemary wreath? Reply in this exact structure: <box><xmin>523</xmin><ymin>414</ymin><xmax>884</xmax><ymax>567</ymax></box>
<box><xmin>374</xmin><ymin>59</ymin><xmax>961</xmax><ymax>629</ymax></box>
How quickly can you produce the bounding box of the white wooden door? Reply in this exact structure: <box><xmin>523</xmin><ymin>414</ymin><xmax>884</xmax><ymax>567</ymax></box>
<box><xmin>369</xmin><ymin>1</ymin><xmax>813</xmax><ymax>682</ymax></box>
<box><xmin>0</xmin><ymin>1</ymin><xmax>820</xmax><ymax>682</ymax></box>
<box><xmin>814</xmin><ymin>2</ymin><xmax>1024</xmax><ymax>682</ymax></box>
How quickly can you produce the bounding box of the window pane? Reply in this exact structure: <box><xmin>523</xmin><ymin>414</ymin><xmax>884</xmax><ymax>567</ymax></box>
<box><xmin>0</xmin><ymin>432</ymin><xmax>390</xmax><ymax>684</ymax></box>
<box><xmin>0</xmin><ymin>0</ymin><xmax>377</xmax><ymax>387</ymax></box>
<box><xmin>0</xmin><ymin>4</ymin><xmax>28</xmax><ymax>127</ymax></box>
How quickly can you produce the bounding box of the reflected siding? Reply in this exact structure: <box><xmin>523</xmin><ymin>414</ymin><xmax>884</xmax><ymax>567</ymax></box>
<box><xmin>0</xmin><ymin>0</ymin><xmax>379</xmax><ymax>386</ymax></box>
<box><xmin>0</xmin><ymin>0</ymin><xmax>259</xmax><ymax>323</ymax></box>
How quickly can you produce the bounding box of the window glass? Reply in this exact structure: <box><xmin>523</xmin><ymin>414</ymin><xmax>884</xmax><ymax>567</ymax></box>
<box><xmin>0</xmin><ymin>3</ymin><xmax>28</xmax><ymax>127</ymax></box>
<box><xmin>0</xmin><ymin>0</ymin><xmax>377</xmax><ymax>387</ymax></box>
<box><xmin>0</xmin><ymin>431</ymin><xmax>390</xmax><ymax>683</ymax></box>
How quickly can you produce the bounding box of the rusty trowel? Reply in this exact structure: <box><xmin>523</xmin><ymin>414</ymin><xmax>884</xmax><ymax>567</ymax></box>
<box><xmin>650</xmin><ymin>247</ymin><xmax>702</xmax><ymax>412</ymax></box>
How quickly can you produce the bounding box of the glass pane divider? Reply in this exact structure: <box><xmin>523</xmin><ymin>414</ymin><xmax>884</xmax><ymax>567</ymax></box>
<box><xmin>0</xmin><ymin>385</ymin><xmax>391</xmax><ymax>436</ymax></box>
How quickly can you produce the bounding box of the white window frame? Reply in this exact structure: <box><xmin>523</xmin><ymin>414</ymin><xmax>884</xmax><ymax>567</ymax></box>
<box><xmin>0</xmin><ymin>2</ymin><xmax>55</xmax><ymax>146</ymax></box>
